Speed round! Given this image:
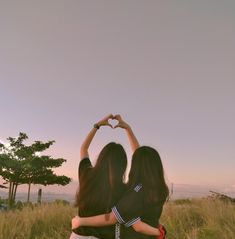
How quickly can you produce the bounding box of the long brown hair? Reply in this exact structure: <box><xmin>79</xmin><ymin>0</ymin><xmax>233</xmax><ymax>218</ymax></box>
<box><xmin>128</xmin><ymin>146</ymin><xmax>169</xmax><ymax>205</ymax></box>
<box><xmin>75</xmin><ymin>142</ymin><xmax>127</xmax><ymax>215</ymax></box>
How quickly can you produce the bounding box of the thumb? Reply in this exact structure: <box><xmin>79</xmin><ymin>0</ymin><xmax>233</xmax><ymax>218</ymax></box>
<box><xmin>107</xmin><ymin>123</ymin><xmax>113</xmax><ymax>128</ymax></box>
<box><xmin>114</xmin><ymin>124</ymin><xmax>121</xmax><ymax>129</ymax></box>
<box><xmin>114</xmin><ymin>114</ymin><xmax>121</xmax><ymax>120</ymax></box>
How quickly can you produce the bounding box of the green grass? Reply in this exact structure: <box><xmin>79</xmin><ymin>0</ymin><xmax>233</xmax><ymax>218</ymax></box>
<box><xmin>0</xmin><ymin>199</ymin><xmax>234</xmax><ymax>239</ymax></box>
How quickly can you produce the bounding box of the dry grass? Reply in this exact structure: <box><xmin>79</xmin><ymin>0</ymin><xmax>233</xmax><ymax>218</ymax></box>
<box><xmin>0</xmin><ymin>202</ymin><xmax>76</xmax><ymax>239</ymax></box>
<box><xmin>0</xmin><ymin>199</ymin><xmax>234</xmax><ymax>239</ymax></box>
<box><xmin>162</xmin><ymin>199</ymin><xmax>235</xmax><ymax>239</ymax></box>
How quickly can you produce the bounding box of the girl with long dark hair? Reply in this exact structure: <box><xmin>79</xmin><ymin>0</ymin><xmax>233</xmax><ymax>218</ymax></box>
<box><xmin>70</xmin><ymin>114</ymin><xmax>163</xmax><ymax>239</ymax></box>
<box><xmin>72</xmin><ymin>116</ymin><xmax>168</xmax><ymax>239</ymax></box>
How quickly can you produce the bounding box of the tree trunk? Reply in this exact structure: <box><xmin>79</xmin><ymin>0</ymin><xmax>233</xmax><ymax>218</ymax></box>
<box><xmin>37</xmin><ymin>188</ymin><xmax>42</xmax><ymax>204</ymax></box>
<box><xmin>10</xmin><ymin>183</ymin><xmax>15</xmax><ymax>205</ymax></box>
<box><xmin>8</xmin><ymin>181</ymin><xmax>13</xmax><ymax>207</ymax></box>
<box><xmin>13</xmin><ymin>183</ymin><xmax>18</xmax><ymax>202</ymax></box>
<box><xmin>27</xmin><ymin>183</ymin><xmax>31</xmax><ymax>203</ymax></box>
<box><xmin>8</xmin><ymin>182</ymin><xmax>16</xmax><ymax>207</ymax></box>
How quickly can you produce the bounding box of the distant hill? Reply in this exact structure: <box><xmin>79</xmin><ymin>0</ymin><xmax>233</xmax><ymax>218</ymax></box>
<box><xmin>171</xmin><ymin>183</ymin><xmax>235</xmax><ymax>199</ymax></box>
<box><xmin>0</xmin><ymin>190</ymin><xmax>75</xmax><ymax>203</ymax></box>
<box><xmin>0</xmin><ymin>180</ymin><xmax>79</xmax><ymax>203</ymax></box>
<box><xmin>1</xmin><ymin>181</ymin><xmax>234</xmax><ymax>202</ymax></box>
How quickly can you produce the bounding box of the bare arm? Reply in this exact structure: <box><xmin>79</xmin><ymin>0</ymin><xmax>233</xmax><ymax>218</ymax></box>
<box><xmin>80</xmin><ymin>127</ymin><xmax>98</xmax><ymax>159</ymax></box>
<box><xmin>125</xmin><ymin>126</ymin><xmax>140</xmax><ymax>152</ymax></box>
<box><xmin>114</xmin><ymin>115</ymin><xmax>140</xmax><ymax>152</ymax></box>
<box><xmin>80</xmin><ymin>114</ymin><xmax>113</xmax><ymax>159</ymax></box>
<box><xmin>72</xmin><ymin>212</ymin><xmax>160</xmax><ymax>236</ymax></box>
<box><xmin>132</xmin><ymin>220</ymin><xmax>160</xmax><ymax>236</ymax></box>
<box><xmin>72</xmin><ymin>212</ymin><xmax>116</xmax><ymax>228</ymax></box>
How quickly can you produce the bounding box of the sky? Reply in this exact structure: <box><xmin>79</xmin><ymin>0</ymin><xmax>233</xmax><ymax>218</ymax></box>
<box><xmin>0</xmin><ymin>0</ymin><xmax>235</xmax><ymax>193</ymax></box>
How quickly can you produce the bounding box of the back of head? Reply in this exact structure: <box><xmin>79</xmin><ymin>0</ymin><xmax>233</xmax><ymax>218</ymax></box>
<box><xmin>76</xmin><ymin>142</ymin><xmax>127</xmax><ymax>214</ymax></box>
<box><xmin>94</xmin><ymin>142</ymin><xmax>127</xmax><ymax>191</ymax></box>
<box><xmin>128</xmin><ymin>146</ymin><xmax>169</xmax><ymax>205</ymax></box>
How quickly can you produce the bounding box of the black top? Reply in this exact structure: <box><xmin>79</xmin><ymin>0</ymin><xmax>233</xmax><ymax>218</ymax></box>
<box><xmin>73</xmin><ymin>157</ymin><xmax>122</xmax><ymax>239</ymax></box>
<box><xmin>112</xmin><ymin>184</ymin><xmax>163</xmax><ymax>239</ymax></box>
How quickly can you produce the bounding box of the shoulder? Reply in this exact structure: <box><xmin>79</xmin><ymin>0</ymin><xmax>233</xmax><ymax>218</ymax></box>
<box><xmin>78</xmin><ymin>157</ymin><xmax>92</xmax><ymax>179</ymax></box>
<box><xmin>80</xmin><ymin>157</ymin><xmax>92</xmax><ymax>166</ymax></box>
<box><xmin>122</xmin><ymin>184</ymin><xmax>143</xmax><ymax>200</ymax></box>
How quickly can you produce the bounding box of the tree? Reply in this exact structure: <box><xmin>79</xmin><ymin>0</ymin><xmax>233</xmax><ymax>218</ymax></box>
<box><xmin>0</xmin><ymin>133</ymin><xmax>71</xmax><ymax>206</ymax></box>
<box><xmin>0</xmin><ymin>133</ymin><xmax>28</xmax><ymax>206</ymax></box>
<box><xmin>0</xmin><ymin>146</ymin><xmax>6</xmax><ymax>189</ymax></box>
<box><xmin>21</xmin><ymin>156</ymin><xmax>71</xmax><ymax>202</ymax></box>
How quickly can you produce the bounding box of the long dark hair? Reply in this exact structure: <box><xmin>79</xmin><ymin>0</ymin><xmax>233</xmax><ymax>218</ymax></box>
<box><xmin>75</xmin><ymin>142</ymin><xmax>127</xmax><ymax>214</ymax></box>
<box><xmin>128</xmin><ymin>146</ymin><xmax>169</xmax><ymax>205</ymax></box>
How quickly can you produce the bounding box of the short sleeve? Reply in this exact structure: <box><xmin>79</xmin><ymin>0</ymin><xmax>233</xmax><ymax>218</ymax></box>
<box><xmin>112</xmin><ymin>184</ymin><xmax>143</xmax><ymax>227</ymax></box>
<box><xmin>78</xmin><ymin>157</ymin><xmax>92</xmax><ymax>180</ymax></box>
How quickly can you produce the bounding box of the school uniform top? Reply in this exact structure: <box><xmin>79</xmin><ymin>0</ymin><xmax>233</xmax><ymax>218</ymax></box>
<box><xmin>73</xmin><ymin>157</ymin><xmax>124</xmax><ymax>239</ymax></box>
<box><xmin>112</xmin><ymin>184</ymin><xmax>164</xmax><ymax>239</ymax></box>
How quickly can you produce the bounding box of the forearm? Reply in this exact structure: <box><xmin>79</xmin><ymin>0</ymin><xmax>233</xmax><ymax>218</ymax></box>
<box><xmin>80</xmin><ymin>127</ymin><xmax>98</xmax><ymax>158</ymax></box>
<box><xmin>80</xmin><ymin>128</ymin><xmax>97</xmax><ymax>159</ymax></box>
<box><xmin>79</xmin><ymin>212</ymin><xmax>117</xmax><ymax>227</ymax></box>
<box><xmin>132</xmin><ymin>220</ymin><xmax>160</xmax><ymax>236</ymax></box>
<box><xmin>125</xmin><ymin>126</ymin><xmax>140</xmax><ymax>152</ymax></box>
<box><xmin>80</xmin><ymin>114</ymin><xmax>113</xmax><ymax>158</ymax></box>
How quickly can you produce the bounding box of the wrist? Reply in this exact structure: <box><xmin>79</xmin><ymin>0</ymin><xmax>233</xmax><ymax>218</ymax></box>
<box><xmin>93</xmin><ymin>123</ymin><xmax>100</xmax><ymax>129</ymax></box>
<box><xmin>125</xmin><ymin>124</ymin><xmax>131</xmax><ymax>130</ymax></box>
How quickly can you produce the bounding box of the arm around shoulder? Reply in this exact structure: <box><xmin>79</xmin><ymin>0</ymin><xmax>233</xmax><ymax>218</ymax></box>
<box><xmin>72</xmin><ymin>211</ymin><xmax>117</xmax><ymax>229</ymax></box>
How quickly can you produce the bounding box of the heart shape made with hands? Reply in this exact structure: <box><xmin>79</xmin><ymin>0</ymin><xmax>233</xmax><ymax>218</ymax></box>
<box><xmin>108</xmin><ymin>119</ymin><xmax>119</xmax><ymax>128</ymax></box>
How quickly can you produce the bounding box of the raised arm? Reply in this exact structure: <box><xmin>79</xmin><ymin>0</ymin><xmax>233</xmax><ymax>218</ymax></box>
<box><xmin>71</xmin><ymin>212</ymin><xmax>160</xmax><ymax>236</ymax></box>
<box><xmin>114</xmin><ymin>115</ymin><xmax>140</xmax><ymax>152</ymax></box>
<box><xmin>80</xmin><ymin>114</ymin><xmax>113</xmax><ymax>159</ymax></box>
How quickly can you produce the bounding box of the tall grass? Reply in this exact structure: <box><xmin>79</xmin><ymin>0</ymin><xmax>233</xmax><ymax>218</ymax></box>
<box><xmin>0</xmin><ymin>202</ymin><xmax>76</xmax><ymax>239</ymax></box>
<box><xmin>162</xmin><ymin>199</ymin><xmax>235</xmax><ymax>239</ymax></box>
<box><xmin>0</xmin><ymin>199</ymin><xmax>234</xmax><ymax>239</ymax></box>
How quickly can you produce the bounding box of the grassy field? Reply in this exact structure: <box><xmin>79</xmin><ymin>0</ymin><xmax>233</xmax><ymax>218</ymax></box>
<box><xmin>0</xmin><ymin>199</ymin><xmax>234</xmax><ymax>239</ymax></box>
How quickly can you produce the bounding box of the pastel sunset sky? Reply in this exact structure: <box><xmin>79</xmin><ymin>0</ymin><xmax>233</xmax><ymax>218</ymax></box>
<box><xmin>1</xmin><ymin>1</ymin><xmax>235</xmax><ymax>191</ymax></box>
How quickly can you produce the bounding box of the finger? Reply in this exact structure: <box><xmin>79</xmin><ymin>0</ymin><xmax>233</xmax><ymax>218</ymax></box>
<box><xmin>114</xmin><ymin>124</ymin><xmax>121</xmax><ymax>129</ymax></box>
<box><xmin>115</xmin><ymin>115</ymin><xmax>122</xmax><ymax>121</ymax></box>
<box><xmin>101</xmin><ymin>122</ymin><xmax>113</xmax><ymax>128</ymax></box>
<box><xmin>107</xmin><ymin>114</ymin><xmax>113</xmax><ymax>119</ymax></box>
<box><xmin>107</xmin><ymin>124</ymin><xmax>113</xmax><ymax>128</ymax></box>
<box><xmin>102</xmin><ymin>114</ymin><xmax>113</xmax><ymax>122</ymax></box>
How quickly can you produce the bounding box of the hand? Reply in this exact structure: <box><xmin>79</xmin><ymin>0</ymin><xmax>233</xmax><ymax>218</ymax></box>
<box><xmin>71</xmin><ymin>216</ymin><xmax>80</xmax><ymax>230</ymax></box>
<box><xmin>156</xmin><ymin>224</ymin><xmax>167</xmax><ymax>239</ymax></box>
<box><xmin>97</xmin><ymin>114</ymin><xmax>114</xmax><ymax>128</ymax></box>
<box><xmin>113</xmin><ymin>115</ymin><xmax>130</xmax><ymax>129</ymax></box>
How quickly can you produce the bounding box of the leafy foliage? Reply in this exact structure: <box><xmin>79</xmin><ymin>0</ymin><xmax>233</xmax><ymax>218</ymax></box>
<box><xmin>0</xmin><ymin>132</ymin><xmax>71</xmax><ymax>206</ymax></box>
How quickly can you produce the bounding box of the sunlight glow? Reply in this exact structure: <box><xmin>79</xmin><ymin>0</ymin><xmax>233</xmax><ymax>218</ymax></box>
<box><xmin>35</xmin><ymin>152</ymin><xmax>41</xmax><ymax>156</ymax></box>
